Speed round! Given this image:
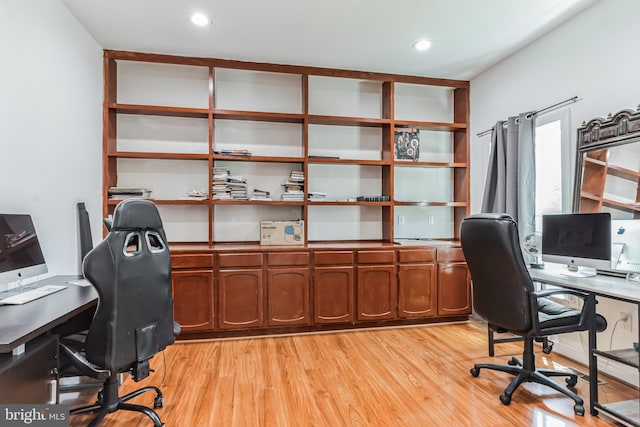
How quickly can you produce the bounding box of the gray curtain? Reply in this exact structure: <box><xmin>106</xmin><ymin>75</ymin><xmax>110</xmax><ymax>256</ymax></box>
<box><xmin>481</xmin><ymin>112</ymin><xmax>536</xmax><ymax>243</ymax></box>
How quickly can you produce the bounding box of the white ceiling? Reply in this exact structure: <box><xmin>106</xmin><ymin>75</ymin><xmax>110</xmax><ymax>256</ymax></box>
<box><xmin>62</xmin><ymin>0</ymin><xmax>599</xmax><ymax>80</ymax></box>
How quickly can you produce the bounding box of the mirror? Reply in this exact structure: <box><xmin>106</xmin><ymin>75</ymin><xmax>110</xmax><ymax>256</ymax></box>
<box><xmin>573</xmin><ymin>106</ymin><xmax>640</xmax><ymax>277</ymax></box>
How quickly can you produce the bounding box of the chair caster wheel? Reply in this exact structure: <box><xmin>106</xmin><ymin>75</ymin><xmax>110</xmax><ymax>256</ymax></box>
<box><xmin>566</xmin><ymin>376</ymin><xmax>578</xmax><ymax>387</ymax></box>
<box><xmin>470</xmin><ymin>367</ymin><xmax>480</xmax><ymax>377</ymax></box>
<box><xmin>499</xmin><ymin>394</ymin><xmax>511</xmax><ymax>405</ymax></box>
<box><xmin>574</xmin><ymin>404</ymin><xmax>585</xmax><ymax>416</ymax></box>
<box><xmin>154</xmin><ymin>396</ymin><xmax>164</xmax><ymax>408</ymax></box>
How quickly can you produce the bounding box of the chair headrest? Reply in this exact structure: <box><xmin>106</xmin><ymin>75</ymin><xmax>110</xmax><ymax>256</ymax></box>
<box><xmin>111</xmin><ymin>199</ymin><xmax>163</xmax><ymax>231</ymax></box>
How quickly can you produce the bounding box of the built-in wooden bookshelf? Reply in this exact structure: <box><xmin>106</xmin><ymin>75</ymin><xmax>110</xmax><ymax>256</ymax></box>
<box><xmin>102</xmin><ymin>50</ymin><xmax>470</xmax><ymax>245</ymax></box>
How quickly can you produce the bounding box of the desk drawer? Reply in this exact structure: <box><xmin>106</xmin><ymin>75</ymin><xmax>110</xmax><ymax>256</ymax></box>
<box><xmin>357</xmin><ymin>250</ymin><xmax>395</xmax><ymax>264</ymax></box>
<box><xmin>437</xmin><ymin>248</ymin><xmax>465</xmax><ymax>262</ymax></box>
<box><xmin>171</xmin><ymin>254</ymin><xmax>214</xmax><ymax>269</ymax></box>
<box><xmin>398</xmin><ymin>249</ymin><xmax>436</xmax><ymax>263</ymax></box>
<box><xmin>267</xmin><ymin>252</ymin><xmax>309</xmax><ymax>266</ymax></box>
<box><xmin>314</xmin><ymin>251</ymin><xmax>354</xmax><ymax>266</ymax></box>
<box><xmin>218</xmin><ymin>253</ymin><xmax>263</xmax><ymax>268</ymax></box>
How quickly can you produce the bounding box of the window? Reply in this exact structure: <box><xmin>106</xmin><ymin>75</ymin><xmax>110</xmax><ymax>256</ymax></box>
<box><xmin>534</xmin><ymin>109</ymin><xmax>573</xmax><ymax>231</ymax></box>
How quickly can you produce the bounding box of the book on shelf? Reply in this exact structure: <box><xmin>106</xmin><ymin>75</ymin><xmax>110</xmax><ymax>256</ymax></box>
<box><xmin>251</xmin><ymin>189</ymin><xmax>272</xmax><ymax>201</ymax></box>
<box><xmin>179</xmin><ymin>188</ymin><xmax>208</xmax><ymax>201</ymax></box>
<box><xmin>308</xmin><ymin>191</ymin><xmax>327</xmax><ymax>201</ymax></box>
<box><xmin>356</xmin><ymin>195</ymin><xmax>390</xmax><ymax>202</ymax></box>
<box><xmin>108</xmin><ymin>187</ymin><xmax>151</xmax><ymax>199</ymax></box>
<box><xmin>213</xmin><ymin>149</ymin><xmax>252</xmax><ymax>156</ymax></box>
<box><xmin>178</xmin><ymin>195</ymin><xmax>208</xmax><ymax>201</ymax></box>
<box><xmin>394</xmin><ymin>128</ymin><xmax>420</xmax><ymax>161</ymax></box>
<box><xmin>309</xmin><ymin>155</ymin><xmax>340</xmax><ymax>159</ymax></box>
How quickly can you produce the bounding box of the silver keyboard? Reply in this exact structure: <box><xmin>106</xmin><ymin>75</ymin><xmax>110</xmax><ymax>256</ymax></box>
<box><xmin>0</xmin><ymin>285</ymin><xmax>67</xmax><ymax>305</ymax></box>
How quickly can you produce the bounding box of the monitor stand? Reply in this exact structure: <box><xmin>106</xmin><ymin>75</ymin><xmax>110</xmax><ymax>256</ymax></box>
<box><xmin>560</xmin><ymin>265</ymin><xmax>597</xmax><ymax>278</ymax></box>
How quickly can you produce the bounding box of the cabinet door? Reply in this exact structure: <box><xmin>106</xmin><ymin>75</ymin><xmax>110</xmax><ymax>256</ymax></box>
<box><xmin>219</xmin><ymin>269</ymin><xmax>264</xmax><ymax>329</ymax></box>
<box><xmin>357</xmin><ymin>265</ymin><xmax>397</xmax><ymax>321</ymax></box>
<box><xmin>172</xmin><ymin>269</ymin><xmax>214</xmax><ymax>332</ymax></box>
<box><xmin>398</xmin><ymin>263</ymin><xmax>436</xmax><ymax>318</ymax></box>
<box><xmin>437</xmin><ymin>262</ymin><xmax>471</xmax><ymax>316</ymax></box>
<box><xmin>314</xmin><ymin>266</ymin><xmax>354</xmax><ymax>324</ymax></box>
<box><xmin>267</xmin><ymin>267</ymin><xmax>310</xmax><ymax>326</ymax></box>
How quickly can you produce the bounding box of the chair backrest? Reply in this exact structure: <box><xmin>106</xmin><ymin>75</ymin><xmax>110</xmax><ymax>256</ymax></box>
<box><xmin>460</xmin><ymin>214</ymin><xmax>534</xmax><ymax>333</ymax></box>
<box><xmin>77</xmin><ymin>202</ymin><xmax>93</xmax><ymax>263</ymax></box>
<box><xmin>83</xmin><ymin>199</ymin><xmax>175</xmax><ymax>372</ymax></box>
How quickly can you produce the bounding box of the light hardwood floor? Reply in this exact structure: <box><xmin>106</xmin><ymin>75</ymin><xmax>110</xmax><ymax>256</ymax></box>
<box><xmin>64</xmin><ymin>321</ymin><xmax>633</xmax><ymax>426</ymax></box>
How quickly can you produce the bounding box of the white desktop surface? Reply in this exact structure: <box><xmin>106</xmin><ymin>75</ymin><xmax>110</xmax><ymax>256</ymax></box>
<box><xmin>529</xmin><ymin>263</ymin><xmax>640</xmax><ymax>303</ymax></box>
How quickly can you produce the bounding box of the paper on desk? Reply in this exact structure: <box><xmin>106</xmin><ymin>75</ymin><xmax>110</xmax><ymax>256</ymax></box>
<box><xmin>67</xmin><ymin>279</ymin><xmax>92</xmax><ymax>287</ymax></box>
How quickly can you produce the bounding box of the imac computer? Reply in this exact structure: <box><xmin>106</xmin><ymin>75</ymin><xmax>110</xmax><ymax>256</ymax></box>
<box><xmin>0</xmin><ymin>214</ymin><xmax>47</xmax><ymax>291</ymax></box>
<box><xmin>611</xmin><ymin>220</ymin><xmax>640</xmax><ymax>277</ymax></box>
<box><xmin>541</xmin><ymin>212</ymin><xmax>611</xmax><ymax>277</ymax></box>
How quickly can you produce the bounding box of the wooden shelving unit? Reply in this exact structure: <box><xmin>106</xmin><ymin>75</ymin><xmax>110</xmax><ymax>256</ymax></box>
<box><xmin>102</xmin><ymin>50</ymin><xmax>469</xmax><ymax>245</ymax></box>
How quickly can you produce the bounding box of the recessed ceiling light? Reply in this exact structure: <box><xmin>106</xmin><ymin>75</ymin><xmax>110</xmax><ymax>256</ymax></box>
<box><xmin>191</xmin><ymin>12</ymin><xmax>212</xmax><ymax>27</ymax></box>
<box><xmin>413</xmin><ymin>40</ymin><xmax>432</xmax><ymax>51</ymax></box>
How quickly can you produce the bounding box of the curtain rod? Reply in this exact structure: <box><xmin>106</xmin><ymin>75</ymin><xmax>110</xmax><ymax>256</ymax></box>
<box><xmin>476</xmin><ymin>96</ymin><xmax>581</xmax><ymax>138</ymax></box>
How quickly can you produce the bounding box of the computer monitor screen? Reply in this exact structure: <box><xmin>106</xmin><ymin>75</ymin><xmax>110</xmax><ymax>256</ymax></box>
<box><xmin>541</xmin><ymin>213</ymin><xmax>611</xmax><ymax>276</ymax></box>
<box><xmin>611</xmin><ymin>220</ymin><xmax>640</xmax><ymax>273</ymax></box>
<box><xmin>0</xmin><ymin>214</ymin><xmax>47</xmax><ymax>288</ymax></box>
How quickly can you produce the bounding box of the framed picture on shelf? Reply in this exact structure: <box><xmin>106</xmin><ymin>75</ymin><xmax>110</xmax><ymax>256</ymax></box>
<box><xmin>394</xmin><ymin>128</ymin><xmax>420</xmax><ymax>161</ymax></box>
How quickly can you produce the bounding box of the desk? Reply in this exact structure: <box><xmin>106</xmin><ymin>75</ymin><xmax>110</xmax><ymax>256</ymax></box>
<box><xmin>0</xmin><ymin>275</ymin><xmax>98</xmax><ymax>354</ymax></box>
<box><xmin>0</xmin><ymin>275</ymin><xmax>98</xmax><ymax>403</ymax></box>
<box><xmin>530</xmin><ymin>265</ymin><xmax>640</xmax><ymax>427</ymax></box>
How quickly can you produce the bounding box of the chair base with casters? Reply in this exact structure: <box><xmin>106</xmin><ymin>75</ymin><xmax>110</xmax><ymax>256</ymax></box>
<box><xmin>70</xmin><ymin>376</ymin><xmax>165</xmax><ymax>427</ymax></box>
<box><xmin>471</xmin><ymin>336</ymin><xmax>584</xmax><ymax>415</ymax></box>
<box><xmin>59</xmin><ymin>339</ymin><xmax>169</xmax><ymax>427</ymax></box>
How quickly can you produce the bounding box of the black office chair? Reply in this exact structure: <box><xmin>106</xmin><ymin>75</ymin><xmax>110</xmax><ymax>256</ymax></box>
<box><xmin>59</xmin><ymin>199</ymin><xmax>179</xmax><ymax>426</ymax></box>
<box><xmin>460</xmin><ymin>213</ymin><xmax>606</xmax><ymax>416</ymax></box>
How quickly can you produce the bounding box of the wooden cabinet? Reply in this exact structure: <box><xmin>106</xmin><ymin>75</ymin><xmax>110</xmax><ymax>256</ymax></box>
<box><xmin>398</xmin><ymin>249</ymin><xmax>436</xmax><ymax>318</ymax></box>
<box><xmin>356</xmin><ymin>250</ymin><xmax>397</xmax><ymax>321</ymax></box>
<box><xmin>266</xmin><ymin>252</ymin><xmax>311</xmax><ymax>326</ymax></box>
<box><xmin>217</xmin><ymin>253</ymin><xmax>264</xmax><ymax>330</ymax></box>
<box><xmin>169</xmin><ymin>243</ymin><xmax>470</xmax><ymax>338</ymax></box>
<box><xmin>171</xmin><ymin>254</ymin><xmax>214</xmax><ymax>333</ymax></box>
<box><xmin>436</xmin><ymin>248</ymin><xmax>471</xmax><ymax>316</ymax></box>
<box><xmin>313</xmin><ymin>251</ymin><xmax>354</xmax><ymax>324</ymax></box>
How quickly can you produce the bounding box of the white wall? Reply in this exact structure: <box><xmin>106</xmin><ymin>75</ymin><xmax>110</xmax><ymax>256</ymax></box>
<box><xmin>0</xmin><ymin>0</ymin><xmax>103</xmax><ymax>279</ymax></box>
<box><xmin>470</xmin><ymin>0</ymin><xmax>639</xmax><ymax>384</ymax></box>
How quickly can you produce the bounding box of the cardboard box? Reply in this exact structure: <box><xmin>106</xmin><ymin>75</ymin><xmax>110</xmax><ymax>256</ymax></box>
<box><xmin>260</xmin><ymin>220</ymin><xmax>304</xmax><ymax>245</ymax></box>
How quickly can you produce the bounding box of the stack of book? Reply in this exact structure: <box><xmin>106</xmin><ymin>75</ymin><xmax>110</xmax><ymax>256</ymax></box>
<box><xmin>251</xmin><ymin>189</ymin><xmax>272</xmax><ymax>201</ymax></box>
<box><xmin>228</xmin><ymin>175</ymin><xmax>248</xmax><ymax>200</ymax></box>
<box><xmin>212</xmin><ymin>167</ymin><xmax>231</xmax><ymax>200</ymax></box>
<box><xmin>308</xmin><ymin>191</ymin><xmax>327</xmax><ymax>201</ymax></box>
<box><xmin>108</xmin><ymin>187</ymin><xmax>151</xmax><ymax>200</ymax></box>
<box><xmin>281</xmin><ymin>170</ymin><xmax>305</xmax><ymax>201</ymax></box>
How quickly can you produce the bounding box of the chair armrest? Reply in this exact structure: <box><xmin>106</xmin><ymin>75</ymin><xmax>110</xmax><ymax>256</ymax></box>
<box><xmin>528</xmin><ymin>290</ymin><xmax>597</xmax><ymax>336</ymax></box>
<box><xmin>533</xmin><ymin>288</ymin><xmax>590</xmax><ymax>301</ymax></box>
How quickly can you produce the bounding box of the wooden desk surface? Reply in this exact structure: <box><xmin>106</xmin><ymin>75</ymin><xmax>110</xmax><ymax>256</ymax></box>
<box><xmin>0</xmin><ymin>275</ymin><xmax>98</xmax><ymax>353</ymax></box>
<box><xmin>529</xmin><ymin>263</ymin><xmax>640</xmax><ymax>303</ymax></box>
